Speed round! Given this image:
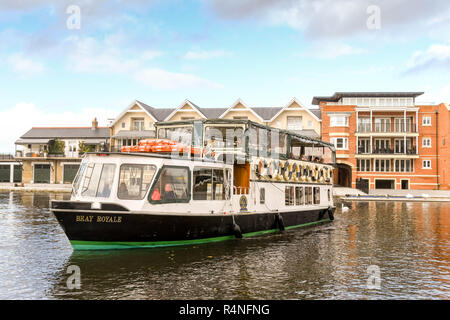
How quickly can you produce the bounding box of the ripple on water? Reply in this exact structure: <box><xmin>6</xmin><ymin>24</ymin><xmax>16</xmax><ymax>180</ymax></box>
<box><xmin>0</xmin><ymin>192</ymin><xmax>449</xmax><ymax>299</ymax></box>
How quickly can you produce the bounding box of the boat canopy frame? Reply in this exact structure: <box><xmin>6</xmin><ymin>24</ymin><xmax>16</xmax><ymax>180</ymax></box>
<box><xmin>154</xmin><ymin>119</ymin><xmax>336</xmax><ymax>164</ymax></box>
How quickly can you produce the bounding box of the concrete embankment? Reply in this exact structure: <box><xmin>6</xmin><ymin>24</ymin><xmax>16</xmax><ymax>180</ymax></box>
<box><xmin>335</xmin><ymin>187</ymin><xmax>450</xmax><ymax>202</ymax></box>
<box><xmin>0</xmin><ymin>183</ymin><xmax>72</xmax><ymax>193</ymax></box>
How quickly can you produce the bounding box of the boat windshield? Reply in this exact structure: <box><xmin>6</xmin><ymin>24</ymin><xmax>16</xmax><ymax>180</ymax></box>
<box><xmin>78</xmin><ymin>163</ymin><xmax>116</xmax><ymax>198</ymax></box>
<box><xmin>157</xmin><ymin>126</ymin><xmax>192</xmax><ymax>145</ymax></box>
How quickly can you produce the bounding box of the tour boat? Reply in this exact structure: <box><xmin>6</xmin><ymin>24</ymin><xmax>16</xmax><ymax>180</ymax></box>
<box><xmin>51</xmin><ymin>119</ymin><xmax>337</xmax><ymax>250</ymax></box>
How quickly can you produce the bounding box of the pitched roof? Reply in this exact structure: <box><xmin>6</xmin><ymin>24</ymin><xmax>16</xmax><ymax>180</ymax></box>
<box><xmin>20</xmin><ymin>127</ymin><xmax>110</xmax><ymax>139</ymax></box>
<box><xmin>252</xmin><ymin>107</ymin><xmax>283</xmax><ymax>121</ymax></box>
<box><xmin>312</xmin><ymin>92</ymin><xmax>424</xmax><ymax>105</ymax></box>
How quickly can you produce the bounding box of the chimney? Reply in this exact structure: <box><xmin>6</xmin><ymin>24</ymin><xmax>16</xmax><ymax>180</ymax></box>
<box><xmin>92</xmin><ymin>117</ymin><xmax>98</xmax><ymax>130</ymax></box>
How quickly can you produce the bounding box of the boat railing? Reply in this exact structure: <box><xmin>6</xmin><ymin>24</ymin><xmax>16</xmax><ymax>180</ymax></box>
<box><xmin>233</xmin><ymin>186</ymin><xmax>249</xmax><ymax>195</ymax></box>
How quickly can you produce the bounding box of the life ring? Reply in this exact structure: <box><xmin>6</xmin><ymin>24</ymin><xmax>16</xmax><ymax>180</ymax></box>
<box><xmin>273</xmin><ymin>160</ymin><xmax>282</xmax><ymax>180</ymax></box>
<box><xmin>307</xmin><ymin>165</ymin><xmax>313</xmax><ymax>182</ymax></box>
<box><xmin>265</xmin><ymin>160</ymin><xmax>274</xmax><ymax>179</ymax></box>
<box><xmin>256</xmin><ymin>159</ymin><xmax>265</xmax><ymax>178</ymax></box>
<box><xmin>283</xmin><ymin>161</ymin><xmax>292</xmax><ymax>181</ymax></box>
<box><xmin>301</xmin><ymin>163</ymin><xmax>308</xmax><ymax>182</ymax></box>
<box><xmin>295</xmin><ymin>163</ymin><xmax>301</xmax><ymax>181</ymax></box>
<box><xmin>291</xmin><ymin>163</ymin><xmax>298</xmax><ymax>181</ymax></box>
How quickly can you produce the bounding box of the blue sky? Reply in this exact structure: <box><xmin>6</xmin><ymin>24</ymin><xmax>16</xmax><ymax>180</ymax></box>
<box><xmin>0</xmin><ymin>0</ymin><xmax>449</xmax><ymax>152</ymax></box>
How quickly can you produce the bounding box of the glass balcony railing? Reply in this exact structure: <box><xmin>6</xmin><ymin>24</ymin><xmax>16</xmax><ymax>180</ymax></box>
<box><xmin>356</xmin><ymin>123</ymin><xmax>417</xmax><ymax>133</ymax></box>
<box><xmin>356</xmin><ymin>146</ymin><xmax>418</xmax><ymax>155</ymax></box>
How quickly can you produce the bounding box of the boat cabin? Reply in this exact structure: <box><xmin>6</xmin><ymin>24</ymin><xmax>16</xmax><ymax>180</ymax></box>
<box><xmin>70</xmin><ymin>119</ymin><xmax>336</xmax><ymax>215</ymax></box>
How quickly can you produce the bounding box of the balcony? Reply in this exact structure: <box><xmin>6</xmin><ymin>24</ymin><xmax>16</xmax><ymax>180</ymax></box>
<box><xmin>356</xmin><ymin>123</ymin><xmax>418</xmax><ymax>135</ymax></box>
<box><xmin>356</xmin><ymin>146</ymin><xmax>418</xmax><ymax>158</ymax></box>
<box><xmin>14</xmin><ymin>151</ymin><xmax>75</xmax><ymax>159</ymax></box>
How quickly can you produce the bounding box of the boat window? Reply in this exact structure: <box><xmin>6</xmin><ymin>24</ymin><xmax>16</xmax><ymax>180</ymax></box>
<box><xmin>72</xmin><ymin>161</ymin><xmax>87</xmax><ymax>196</ymax></box>
<box><xmin>204</xmin><ymin>126</ymin><xmax>244</xmax><ymax>149</ymax></box>
<box><xmin>273</xmin><ymin>132</ymin><xmax>287</xmax><ymax>158</ymax></box>
<box><xmin>260</xmin><ymin>188</ymin><xmax>265</xmax><ymax>204</ymax></box>
<box><xmin>118</xmin><ymin>164</ymin><xmax>157</xmax><ymax>200</ymax></box>
<box><xmin>295</xmin><ymin>186</ymin><xmax>303</xmax><ymax>205</ymax></box>
<box><xmin>285</xmin><ymin>186</ymin><xmax>294</xmax><ymax>206</ymax></box>
<box><xmin>193</xmin><ymin>167</ymin><xmax>228</xmax><ymax>200</ymax></box>
<box><xmin>305</xmin><ymin>187</ymin><xmax>313</xmax><ymax>205</ymax></box>
<box><xmin>158</xmin><ymin>127</ymin><xmax>192</xmax><ymax>145</ymax></box>
<box><xmin>150</xmin><ymin>166</ymin><xmax>190</xmax><ymax>203</ymax></box>
<box><xmin>314</xmin><ymin>187</ymin><xmax>320</xmax><ymax>204</ymax></box>
<box><xmin>96</xmin><ymin>164</ymin><xmax>116</xmax><ymax>198</ymax></box>
<box><xmin>81</xmin><ymin>163</ymin><xmax>116</xmax><ymax>198</ymax></box>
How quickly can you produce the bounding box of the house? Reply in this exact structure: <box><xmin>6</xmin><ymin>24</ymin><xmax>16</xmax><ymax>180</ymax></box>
<box><xmin>109</xmin><ymin>98</ymin><xmax>322</xmax><ymax>151</ymax></box>
<box><xmin>312</xmin><ymin>92</ymin><xmax>450</xmax><ymax>190</ymax></box>
<box><xmin>14</xmin><ymin>118</ymin><xmax>110</xmax><ymax>184</ymax></box>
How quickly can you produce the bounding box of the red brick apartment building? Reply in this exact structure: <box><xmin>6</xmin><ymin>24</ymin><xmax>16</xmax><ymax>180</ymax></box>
<box><xmin>312</xmin><ymin>92</ymin><xmax>450</xmax><ymax>191</ymax></box>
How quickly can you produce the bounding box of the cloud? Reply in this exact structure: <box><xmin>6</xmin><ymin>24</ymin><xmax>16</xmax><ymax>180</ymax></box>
<box><xmin>207</xmin><ymin>0</ymin><xmax>450</xmax><ymax>39</ymax></box>
<box><xmin>8</xmin><ymin>53</ymin><xmax>44</xmax><ymax>75</ymax></box>
<box><xmin>305</xmin><ymin>42</ymin><xmax>367</xmax><ymax>59</ymax></box>
<box><xmin>0</xmin><ymin>102</ymin><xmax>115</xmax><ymax>153</ymax></box>
<box><xmin>61</xmin><ymin>35</ymin><xmax>222</xmax><ymax>89</ymax></box>
<box><xmin>134</xmin><ymin>68</ymin><xmax>223</xmax><ymax>89</ymax></box>
<box><xmin>184</xmin><ymin>50</ymin><xmax>232</xmax><ymax>60</ymax></box>
<box><xmin>404</xmin><ymin>44</ymin><xmax>450</xmax><ymax>74</ymax></box>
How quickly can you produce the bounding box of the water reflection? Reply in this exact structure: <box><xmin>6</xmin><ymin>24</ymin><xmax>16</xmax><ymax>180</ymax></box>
<box><xmin>0</xmin><ymin>192</ymin><xmax>448</xmax><ymax>299</ymax></box>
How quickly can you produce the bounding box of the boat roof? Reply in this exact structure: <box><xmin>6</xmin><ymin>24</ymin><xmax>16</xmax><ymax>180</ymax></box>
<box><xmin>155</xmin><ymin>118</ymin><xmax>334</xmax><ymax>149</ymax></box>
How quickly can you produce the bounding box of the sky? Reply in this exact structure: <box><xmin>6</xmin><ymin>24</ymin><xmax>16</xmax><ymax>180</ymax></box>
<box><xmin>0</xmin><ymin>0</ymin><xmax>449</xmax><ymax>152</ymax></box>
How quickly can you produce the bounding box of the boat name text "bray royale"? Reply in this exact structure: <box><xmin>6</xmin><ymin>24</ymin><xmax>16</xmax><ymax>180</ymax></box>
<box><xmin>75</xmin><ymin>215</ymin><xmax>122</xmax><ymax>223</ymax></box>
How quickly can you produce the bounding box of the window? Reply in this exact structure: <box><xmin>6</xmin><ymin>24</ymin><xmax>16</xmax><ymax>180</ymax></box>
<box><xmin>330</xmin><ymin>138</ymin><xmax>348</xmax><ymax>150</ymax></box>
<box><xmin>193</xmin><ymin>168</ymin><xmax>228</xmax><ymax>200</ymax></box>
<box><xmin>395</xmin><ymin>159</ymin><xmax>413</xmax><ymax>172</ymax></box>
<box><xmin>308</xmin><ymin>120</ymin><xmax>313</xmax><ymax>128</ymax></box>
<box><xmin>374</xmin><ymin>118</ymin><xmax>391</xmax><ymax>133</ymax></box>
<box><xmin>305</xmin><ymin>187</ymin><xmax>312</xmax><ymax>205</ymax></box>
<box><xmin>121</xmin><ymin>122</ymin><xmax>125</xmax><ymax>128</ymax></box>
<box><xmin>358</xmin><ymin>118</ymin><xmax>370</xmax><ymax>132</ymax></box>
<box><xmin>422</xmin><ymin>138</ymin><xmax>431</xmax><ymax>148</ymax></box>
<box><xmin>287</xmin><ymin>116</ymin><xmax>302</xmax><ymax>131</ymax></box>
<box><xmin>374</xmin><ymin>159</ymin><xmax>390</xmax><ymax>172</ymax></box>
<box><xmin>132</xmin><ymin>118</ymin><xmax>145</xmax><ymax>131</ymax></box>
<box><xmin>374</xmin><ymin>139</ymin><xmax>390</xmax><ymax>151</ymax></box>
<box><xmin>358</xmin><ymin>139</ymin><xmax>370</xmax><ymax>154</ymax></box>
<box><xmin>181</xmin><ymin>117</ymin><xmax>195</xmax><ymax>120</ymax></box>
<box><xmin>81</xmin><ymin>163</ymin><xmax>116</xmax><ymax>198</ymax></box>
<box><xmin>422</xmin><ymin>116</ymin><xmax>431</xmax><ymax>126</ymax></box>
<box><xmin>150</xmin><ymin>166</ymin><xmax>190</xmax><ymax>203</ymax></box>
<box><xmin>357</xmin><ymin>159</ymin><xmax>371</xmax><ymax>172</ymax></box>
<box><xmin>295</xmin><ymin>187</ymin><xmax>303</xmax><ymax>205</ymax></box>
<box><xmin>260</xmin><ymin>188</ymin><xmax>265</xmax><ymax>204</ymax></box>
<box><xmin>285</xmin><ymin>186</ymin><xmax>294</xmax><ymax>206</ymax></box>
<box><xmin>395</xmin><ymin>139</ymin><xmax>411</xmax><ymax>154</ymax></box>
<box><xmin>233</xmin><ymin>116</ymin><xmax>248</xmax><ymax>120</ymax></box>
<box><xmin>422</xmin><ymin>160</ymin><xmax>432</xmax><ymax>169</ymax></box>
<box><xmin>313</xmin><ymin>187</ymin><xmax>320</xmax><ymax>204</ymax></box>
<box><xmin>118</xmin><ymin>164</ymin><xmax>156</xmax><ymax>200</ymax></box>
<box><xmin>330</xmin><ymin>115</ymin><xmax>349</xmax><ymax>127</ymax></box>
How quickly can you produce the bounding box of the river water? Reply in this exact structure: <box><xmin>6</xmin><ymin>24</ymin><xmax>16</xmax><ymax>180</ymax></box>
<box><xmin>0</xmin><ymin>192</ymin><xmax>448</xmax><ymax>300</ymax></box>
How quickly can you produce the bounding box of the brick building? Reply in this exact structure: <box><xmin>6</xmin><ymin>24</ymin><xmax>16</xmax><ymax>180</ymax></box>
<box><xmin>312</xmin><ymin>92</ymin><xmax>450</xmax><ymax>191</ymax></box>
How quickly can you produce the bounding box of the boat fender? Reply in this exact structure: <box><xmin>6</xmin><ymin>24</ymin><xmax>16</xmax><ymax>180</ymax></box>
<box><xmin>233</xmin><ymin>222</ymin><xmax>243</xmax><ymax>238</ymax></box>
<box><xmin>276</xmin><ymin>213</ymin><xmax>285</xmax><ymax>231</ymax></box>
<box><xmin>328</xmin><ymin>208</ymin><xmax>335</xmax><ymax>221</ymax></box>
